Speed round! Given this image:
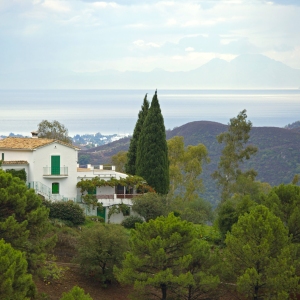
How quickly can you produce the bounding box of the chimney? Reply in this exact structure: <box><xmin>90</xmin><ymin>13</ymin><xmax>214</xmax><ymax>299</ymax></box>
<box><xmin>31</xmin><ymin>131</ymin><xmax>38</xmax><ymax>138</ymax></box>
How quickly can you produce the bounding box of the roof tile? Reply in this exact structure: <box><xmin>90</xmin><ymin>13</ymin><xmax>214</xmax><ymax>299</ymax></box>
<box><xmin>0</xmin><ymin>137</ymin><xmax>79</xmax><ymax>150</ymax></box>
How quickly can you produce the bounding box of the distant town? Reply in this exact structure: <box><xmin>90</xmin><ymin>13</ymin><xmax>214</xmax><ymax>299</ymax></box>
<box><xmin>0</xmin><ymin>132</ymin><xmax>130</xmax><ymax>150</ymax></box>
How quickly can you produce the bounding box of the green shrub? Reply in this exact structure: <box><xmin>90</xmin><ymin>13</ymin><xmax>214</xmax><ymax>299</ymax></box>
<box><xmin>43</xmin><ymin>200</ymin><xmax>85</xmax><ymax>226</ymax></box>
<box><xmin>76</xmin><ymin>224</ymin><xmax>129</xmax><ymax>285</ymax></box>
<box><xmin>60</xmin><ymin>286</ymin><xmax>92</xmax><ymax>300</ymax></box>
<box><xmin>121</xmin><ymin>215</ymin><xmax>144</xmax><ymax>229</ymax></box>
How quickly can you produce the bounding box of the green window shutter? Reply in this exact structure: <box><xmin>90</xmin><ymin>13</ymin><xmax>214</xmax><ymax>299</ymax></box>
<box><xmin>88</xmin><ymin>188</ymin><xmax>96</xmax><ymax>195</ymax></box>
<box><xmin>97</xmin><ymin>207</ymin><xmax>106</xmax><ymax>221</ymax></box>
<box><xmin>1</xmin><ymin>153</ymin><xmax>4</xmax><ymax>160</ymax></box>
<box><xmin>51</xmin><ymin>156</ymin><xmax>60</xmax><ymax>175</ymax></box>
<box><xmin>52</xmin><ymin>183</ymin><xmax>59</xmax><ymax>194</ymax></box>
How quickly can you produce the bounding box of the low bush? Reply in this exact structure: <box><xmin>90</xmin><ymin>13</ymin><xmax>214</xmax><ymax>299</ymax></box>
<box><xmin>85</xmin><ymin>216</ymin><xmax>105</xmax><ymax>223</ymax></box>
<box><xmin>43</xmin><ymin>200</ymin><xmax>85</xmax><ymax>226</ymax></box>
<box><xmin>121</xmin><ymin>215</ymin><xmax>144</xmax><ymax>229</ymax></box>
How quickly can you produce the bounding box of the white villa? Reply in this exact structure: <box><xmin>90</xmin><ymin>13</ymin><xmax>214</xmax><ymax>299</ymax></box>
<box><xmin>0</xmin><ymin>134</ymin><xmax>137</xmax><ymax>223</ymax></box>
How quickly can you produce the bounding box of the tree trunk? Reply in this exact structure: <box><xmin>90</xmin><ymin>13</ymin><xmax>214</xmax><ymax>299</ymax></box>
<box><xmin>161</xmin><ymin>283</ymin><xmax>167</xmax><ymax>300</ymax></box>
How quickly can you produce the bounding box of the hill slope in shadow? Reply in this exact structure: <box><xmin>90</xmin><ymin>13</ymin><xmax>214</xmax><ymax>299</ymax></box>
<box><xmin>79</xmin><ymin>121</ymin><xmax>300</xmax><ymax>206</ymax></box>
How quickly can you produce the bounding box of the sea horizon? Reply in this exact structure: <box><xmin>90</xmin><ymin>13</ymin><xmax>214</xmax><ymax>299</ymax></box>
<box><xmin>1</xmin><ymin>88</ymin><xmax>300</xmax><ymax>137</ymax></box>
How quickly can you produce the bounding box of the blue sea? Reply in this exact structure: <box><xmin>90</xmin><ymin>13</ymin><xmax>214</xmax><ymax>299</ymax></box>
<box><xmin>1</xmin><ymin>89</ymin><xmax>300</xmax><ymax>136</ymax></box>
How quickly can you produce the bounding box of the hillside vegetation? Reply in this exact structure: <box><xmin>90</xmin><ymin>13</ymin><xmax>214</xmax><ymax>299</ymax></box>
<box><xmin>79</xmin><ymin>121</ymin><xmax>300</xmax><ymax>206</ymax></box>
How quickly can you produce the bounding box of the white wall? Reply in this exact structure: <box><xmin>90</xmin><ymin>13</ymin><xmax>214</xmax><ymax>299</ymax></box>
<box><xmin>1</xmin><ymin>150</ymin><xmax>33</xmax><ymax>183</ymax></box>
<box><xmin>32</xmin><ymin>142</ymin><xmax>78</xmax><ymax>199</ymax></box>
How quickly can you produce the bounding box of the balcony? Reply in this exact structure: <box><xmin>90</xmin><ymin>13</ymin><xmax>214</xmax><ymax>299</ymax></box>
<box><xmin>43</xmin><ymin>166</ymin><xmax>68</xmax><ymax>177</ymax></box>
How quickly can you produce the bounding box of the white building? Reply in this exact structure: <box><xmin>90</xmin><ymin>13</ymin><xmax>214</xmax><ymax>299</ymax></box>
<box><xmin>77</xmin><ymin>164</ymin><xmax>137</xmax><ymax>223</ymax></box>
<box><xmin>0</xmin><ymin>135</ymin><xmax>137</xmax><ymax>223</ymax></box>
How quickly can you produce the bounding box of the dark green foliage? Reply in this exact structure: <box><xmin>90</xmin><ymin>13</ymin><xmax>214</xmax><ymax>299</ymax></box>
<box><xmin>43</xmin><ymin>200</ymin><xmax>85</xmax><ymax>226</ymax></box>
<box><xmin>76</xmin><ymin>223</ymin><xmax>129</xmax><ymax>285</ymax></box>
<box><xmin>0</xmin><ymin>239</ymin><xmax>35</xmax><ymax>299</ymax></box>
<box><xmin>216</xmin><ymin>196</ymin><xmax>257</xmax><ymax>242</ymax></box>
<box><xmin>5</xmin><ymin>168</ymin><xmax>27</xmax><ymax>182</ymax></box>
<box><xmin>212</xmin><ymin>109</ymin><xmax>258</xmax><ymax>201</ymax></box>
<box><xmin>37</xmin><ymin>120</ymin><xmax>72</xmax><ymax>144</ymax></box>
<box><xmin>0</xmin><ymin>170</ymin><xmax>56</xmax><ymax>273</ymax></box>
<box><xmin>259</xmin><ymin>184</ymin><xmax>300</xmax><ymax>243</ymax></box>
<box><xmin>125</xmin><ymin>94</ymin><xmax>149</xmax><ymax>175</ymax></box>
<box><xmin>215</xmin><ymin>200</ymin><xmax>238</xmax><ymax>241</ymax></box>
<box><xmin>121</xmin><ymin>215</ymin><xmax>144</xmax><ymax>229</ymax></box>
<box><xmin>136</xmin><ymin>91</ymin><xmax>169</xmax><ymax>194</ymax></box>
<box><xmin>132</xmin><ymin>192</ymin><xmax>167</xmax><ymax>221</ymax></box>
<box><xmin>60</xmin><ymin>286</ymin><xmax>93</xmax><ymax>300</ymax></box>
<box><xmin>224</xmin><ymin>205</ymin><xmax>299</xmax><ymax>299</ymax></box>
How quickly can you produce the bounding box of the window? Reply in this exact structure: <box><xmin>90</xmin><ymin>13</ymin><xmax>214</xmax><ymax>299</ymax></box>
<box><xmin>52</xmin><ymin>182</ymin><xmax>59</xmax><ymax>194</ymax></box>
<box><xmin>1</xmin><ymin>153</ymin><xmax>4</xmax><ymax>161</ymax></box>
<box><xmin>116</xmin><ymin>184</ymin><xmax>124</xmax><ymax>194</ymax></box>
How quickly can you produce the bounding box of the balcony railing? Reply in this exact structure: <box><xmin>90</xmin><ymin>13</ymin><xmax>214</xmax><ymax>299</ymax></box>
<box><xmin>116</xmin><ymin>194</ymin><xmax>138</xmax><ymax>199</ymax></box>
<box><xmin>43</xmin><ymin>167</ymin><xmax>68</xmax><ymax>176</ymax></box>
<box><xmin>76</xmin><ymin>194</ymin><xmax>140</xmax><ymax>203</ymax></box>
<box><xmin>28</xmin><ymin>181</ymin><xmax>76</xmax><ymax>202</ymax></box>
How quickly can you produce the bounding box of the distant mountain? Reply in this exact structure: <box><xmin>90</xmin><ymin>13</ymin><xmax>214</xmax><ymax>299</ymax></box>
<box><xmin>1</xmin><ymin>54</ymin><xmax>300</xmax><ymax>89</ymax></box>
<box><xmin>79</xmin><ymin>121</ymin><xmax>300</xmax><ymax>206</ymax></box>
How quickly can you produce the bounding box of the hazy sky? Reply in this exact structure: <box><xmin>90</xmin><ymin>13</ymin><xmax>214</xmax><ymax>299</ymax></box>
<box><xmin>1</xmin><ymin>0</ymin><xmax>300</xmax><ymax>74</ymax></box>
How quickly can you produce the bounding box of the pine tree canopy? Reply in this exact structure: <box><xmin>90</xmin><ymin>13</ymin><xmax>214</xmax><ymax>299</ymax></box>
<box><xmin>136</xmin><ymin>91</ymin><xmax>169</xmax><ymax>194</ymax></box>
<box><xmin>0</xmin><ymin>169</ymin><xmax>56</xmax><ymax>273</ymax></box>
<box><xmin>125</xmin><ymin>93</ymin><xmax>149</xmax><ymax>175</ymax></box>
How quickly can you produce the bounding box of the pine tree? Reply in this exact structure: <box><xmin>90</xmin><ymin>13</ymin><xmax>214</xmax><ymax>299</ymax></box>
<box><xmin>0</xmin><ymin>170</ymin><xmax>56</xmax><ymax>273</ymax></box>
<box><xmin>136</xmin><ymin>90</ymin><xmax>169</xmax><ymax>194</ymax></box>
<box><xmin>125</xmin><ymin>94</ymin><xmax>149</xmax><ymax>175</ymax></box>
<box><xmin>224</xmin><ymin>205</ymin><xmax>299</xmax><ymax>299</ymax></box>
<box><xmin>0</xmin><ymin>239</ymin><xmax>35</xmax><ymax>299</ymax></box>
<box><xmin>115</xmin><ymin>213</ymin><xmax>220</xmax><ymax>300</ymax></box>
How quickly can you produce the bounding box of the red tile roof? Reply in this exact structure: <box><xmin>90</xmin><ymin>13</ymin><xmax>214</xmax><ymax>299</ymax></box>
<box><xmin>0</xmin><ymin>137</ymin><xmax>79</xmax><ymax>150</ymax></box>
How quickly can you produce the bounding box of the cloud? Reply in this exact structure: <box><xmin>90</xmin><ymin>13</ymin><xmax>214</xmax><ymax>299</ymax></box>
<box><xmin>42</xmin><ymin>0</ymin><xmax>70</xmax><ymax>12</ymax></box>
<box><xmin>0</xmin><ymin>0</ymin><xmax>300</xmax><ymax>77</ymax></box>
<box><xmin>185</xmin><ymin>47</ymin><xmax>194</xmax><ymax>52</ymax></box>
<box><xmin>91</xmin><ymin>2</ymin><xmax>119</xmax><ymax>8</ymax></box>
<box><xmin>133</xmin><ymin>39</ymin><xmax>160</xmax><ymax>48</ymax></box>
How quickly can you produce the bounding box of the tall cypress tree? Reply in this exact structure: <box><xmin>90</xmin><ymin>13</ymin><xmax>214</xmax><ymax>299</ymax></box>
<box><xmin>136</xmin><ymin>90</ymin><xmax>169</xmax><ymax>194</ymax></box>
<box><xmin>125</xmin><ymin>94</ymin><xmax>149</xmax><ymax>175</ymax></box>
